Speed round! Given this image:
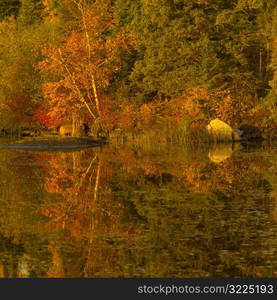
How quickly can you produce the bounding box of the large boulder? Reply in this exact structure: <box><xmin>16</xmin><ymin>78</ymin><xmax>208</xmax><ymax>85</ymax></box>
<box><xmin>207</xmin><ymin>119</ymin><xmax>241</xmax><ymax>142</ymax></box>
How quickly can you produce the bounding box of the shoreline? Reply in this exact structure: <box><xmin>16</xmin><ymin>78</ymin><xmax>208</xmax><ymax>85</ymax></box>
<box><xmin>0</xmin><ymin>136</ymin><xmax>107</xmax><ymax>151</ymax></box>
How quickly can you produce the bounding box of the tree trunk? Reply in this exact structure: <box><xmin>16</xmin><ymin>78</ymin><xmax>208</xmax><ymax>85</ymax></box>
<box><xmin>72</xmin><ymin>115</ymin><xmax>76</xmax><ymax>137</ymax></box>
<box><xmin>91</xmin><ymin>74</ymin><xmax>101</xmax><ymax>118</ymax></box>
<box><xmin>72</xmin><ymin>115</ymin><xmax>84</xmax><ymax>137</ymax></box>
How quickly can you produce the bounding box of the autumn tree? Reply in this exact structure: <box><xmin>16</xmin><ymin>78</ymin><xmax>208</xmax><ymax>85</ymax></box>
<box><xmin>39</xmin><ymin>0</ymin><xmax>130</xmax><ymax>135</ymax></box>
<box><xmin>0</xmin><ymin>23</ymin><xmax>41</xmax><ymax>131</ymax></box>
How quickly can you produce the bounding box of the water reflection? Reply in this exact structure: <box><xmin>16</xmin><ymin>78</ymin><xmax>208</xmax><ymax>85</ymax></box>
<box><xmin>0</xmin><ymin>141</ymin><xmax>276</xmax><ymax>277</ymax></box>
<box><xmin>208</xmin><ymin>142</ymin><xmax>241</xmax><ymax>163</ymax></box>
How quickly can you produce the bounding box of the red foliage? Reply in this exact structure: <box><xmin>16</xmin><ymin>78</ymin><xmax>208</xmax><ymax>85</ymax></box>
<box><xmin>33</xmin><ymin>106</ymin><xmax>55</xmax><ymax>127</ymax></box>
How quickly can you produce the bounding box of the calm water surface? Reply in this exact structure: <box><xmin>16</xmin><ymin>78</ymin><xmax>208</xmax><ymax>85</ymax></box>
<box><xmin>0</xmin><ymin>138</ymin><xmax>276</xmax><ymax>278</ymax></box>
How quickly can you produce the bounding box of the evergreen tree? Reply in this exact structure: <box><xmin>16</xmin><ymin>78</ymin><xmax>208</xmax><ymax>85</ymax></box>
<box><xmin>0</xmin><ymin>0</ymin><xmax>20</xmax><ymax>20</ymax></box>
<box><xmin>115</xmin><ymin>0</ymin><xmax>234</xmax><ymax>101</ymax></box>
<box><xmin>215</xmin><ymin>0</ymin><xmax>276</xmax><ymax>95</ymax></box>
<box><xmin>115</xmin><ymin>0</ymin><xmax>277</xmax><ymax>103</ymax></box>
<box><xmin>17</xmin><ymin>0</ymin><xmax>44</xmax><ymax>26</ymax></box>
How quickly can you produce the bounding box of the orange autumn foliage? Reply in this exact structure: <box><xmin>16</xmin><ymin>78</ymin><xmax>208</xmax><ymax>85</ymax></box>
<box><xmin>111</xmin><ymin>85</ymin><xmax>266</xmax><ymax>134</ymax></box>
<box><xmin>38</xmin><ymin>0</ymin><xmax>132</xmax><ymax>126</ymax></box>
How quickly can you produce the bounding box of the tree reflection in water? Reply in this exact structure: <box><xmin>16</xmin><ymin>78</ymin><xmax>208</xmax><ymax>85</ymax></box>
<box><xmin>0</xmin><ymin>142</ymin><xmax>276</xmax><ymax>277</ymax></box>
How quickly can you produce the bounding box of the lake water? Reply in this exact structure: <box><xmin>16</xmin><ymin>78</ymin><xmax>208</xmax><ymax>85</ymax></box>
<box><xmin>0</xmin><ymin>138</ymin><xmax>276</xmax><ymax>278</ymax></box>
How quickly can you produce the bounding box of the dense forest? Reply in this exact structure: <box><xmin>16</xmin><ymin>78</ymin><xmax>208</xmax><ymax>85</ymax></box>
<box><xmin>0</xmin><ymin>0</ymin><xmax>276</xmax><ymax>139</ymax></box>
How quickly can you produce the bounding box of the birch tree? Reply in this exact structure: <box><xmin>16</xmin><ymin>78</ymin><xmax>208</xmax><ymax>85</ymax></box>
<box><xmin>39</xmin><ymin>0</ymin><xmax>130</xmax><ymax>135</ymax></box>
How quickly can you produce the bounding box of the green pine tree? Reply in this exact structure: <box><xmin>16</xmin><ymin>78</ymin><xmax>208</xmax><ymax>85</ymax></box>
<box><xmin>0</xmin><ymin>0</ymin><xmax>21</xmax><ymax>20</ymax></box>
<box><xmin>17</xmin><ymin>0</ymin><xmax>44</xmax><ymax>26</ymax></box>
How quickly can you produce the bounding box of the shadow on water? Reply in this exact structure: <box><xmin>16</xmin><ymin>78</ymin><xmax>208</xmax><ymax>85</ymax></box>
<box><xmin>0</xmin><ymin>138</ymin><xmax>276</xmax><ymax>277</ymax></box>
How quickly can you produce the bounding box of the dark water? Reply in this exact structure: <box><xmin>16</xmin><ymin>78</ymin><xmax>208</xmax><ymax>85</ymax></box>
<box><xmin>0</xmin><ymin>138</ymin><xmax>276</xmax><ymax>278</ymax></box>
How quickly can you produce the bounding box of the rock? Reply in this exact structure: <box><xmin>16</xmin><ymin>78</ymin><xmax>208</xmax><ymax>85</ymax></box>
<box><xmin>238</xmin><ymin>124</ymin><xmax>263</xmax><ymax>141</ymax></box>
<box><xmin>207</xmin><ymin>119</ymin><xmax>241</xmax><ymax>142</ymax></box>
<box><xmin>59</xmin><ymin>123</ymin><xmax>87</xmax><ymax>136</ymax></box>
<box><xmin>59</xmin><ymin>124</ymin><xmax>73</xmax><ymax>136</ymax></box>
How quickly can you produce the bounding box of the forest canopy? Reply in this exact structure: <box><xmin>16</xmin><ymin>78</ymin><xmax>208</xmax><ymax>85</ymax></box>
<box><xmin>0</xmin><ymin>0</ymin><xmax>276</xmax><ymax>139</ymax></box>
